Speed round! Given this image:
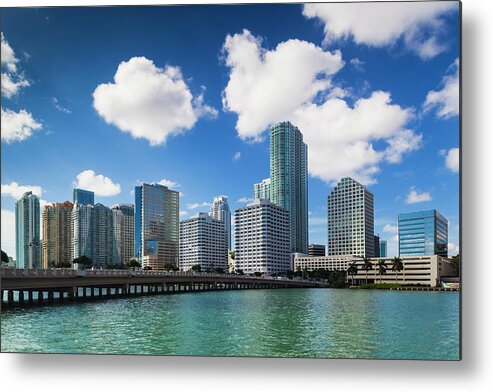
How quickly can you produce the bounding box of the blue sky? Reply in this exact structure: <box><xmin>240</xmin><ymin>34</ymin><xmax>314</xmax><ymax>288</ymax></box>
<box><xmin>1</xmin><ymin>2</ymin><xmax>460</xmax><ymax>258</ymax></box>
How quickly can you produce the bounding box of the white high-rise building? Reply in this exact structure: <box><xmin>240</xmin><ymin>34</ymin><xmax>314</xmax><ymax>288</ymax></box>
<box><xmin>234</xmin><ymin>199</ymin><xmax>290</xmax><ymax>274</ymax></box>
<box><xmin>210</xmin><ymin>195</ymin><xmax>232</xmax><ymax>250</ymax></box>
<box><xmin>72</xmin><ymin>203</ymin><xmax>94</xmax><ymax>261</ymax></box>
<box><xmin>327</xmin><ymin>177</ymin><xmax>375</xmax><ymax>257</ymax></box>
<box><xmin>253</xmin><ymin>178</ymin><xmax>271</xmax><ymax>200</ymax></box>
<box><xmin>180</xmin><ymin>212</ymin><xmax>228</xmax><ymax>272</ymax></box>
<box><xmin>15</xmin><ymin>191</ymin><xmax>41</xmax><ymax>269</ymax></box>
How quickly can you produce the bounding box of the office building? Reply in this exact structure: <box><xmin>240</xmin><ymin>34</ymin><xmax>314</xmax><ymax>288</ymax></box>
<box><xmin>72</xmin><ymin>203</ymin><xmax>94</xmax><ymax>260</ymax></box>
<box><xmin>327</xmin><ymin>177</ymin><xmax>375</xmax><ymax>257</ymax></box>
<box><xmin>15</xmin><ymin>191</ymin><xmax>41</xmax><ymax>269</ymax></box>
<box><xmin>210</xmin><ymin>195</ymin><xmax>232</xmax><ymax>251</ymax></box>
<box><xmin>179</xmin><ymin>212</ymin><xmax>228</xmax><ymax>272</ymax></box>
<box><xmin>253</xmin><ymin>178</ymin><xmax>271</xmax><ymax>201</ymax></box>
<box><xmin>135</xmin><ymin>183</ymin><xmax>179</xmax><ymax>270</ymax></box>
<box><xmin>374</xmin><ymin>235</ymin><xmax>380</xmax><ymax>257</ymax></box>
<box><xmin>235</xmin><ymin>199</ymin><xmax>290</xmax><ymax>274</ymax></box>
<box><xmin>269</xmin><ymin>121</ymin><xmax>308</xmax><ymax>254</ymax></box>
<box><xmin>42</xmin><ymin>201</ymin><xmax>74</xmax><ymax>268</ymax></box>
<box><xmin>398</xmin><ymin>210</ymin><xmax>448</xmax><ymax>257</ymax></box>
<box><xmin>308</xmin><ymin>244</ymin><xmax>326</xmax><ymax>257</ymax></box>
<box><xmin>93</xmin><ymin>203</ymin><xmax>117</xmax><ymax>266</ymax></box>
<box><xmin>294</xmin><ymin>255</ymin><xmax>355</xmax><ymax>272</ymax></box>
<box><xmin>112</xmin><ymin>204</ymin><xmax>135</xmax><ymax>265</ymax></box>
<box><xmin>73</xmin><ymin>188</ymin><xmax>95</xmax><ymax>206</ymax></box>
<box><xmin>380</xmin><ymin>240</ymin><xmax>387</xmax><ymax>258</ymax></box>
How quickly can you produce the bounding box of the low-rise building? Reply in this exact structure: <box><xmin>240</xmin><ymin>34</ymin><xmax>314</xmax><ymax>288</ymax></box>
<box><xmin>308</xmin><ymin>244</ymin><xmax>326</xmax><ymax>257</ymax></box>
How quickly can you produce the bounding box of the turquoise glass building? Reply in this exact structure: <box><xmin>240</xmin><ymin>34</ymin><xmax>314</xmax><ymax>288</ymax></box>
<box><xmin>398</xmin><ymin>210</ymin><xmax>448</xmax><ymax>257</ymax></box>
<box><xmin>269</xmin><ymin>121</ymin><xmax>308</xmax><ymax>254</ymax></box>
<box><xmin>15</xmin><ymin>191</ymin><xmax>41</xmax><ymax>269</ymax></box>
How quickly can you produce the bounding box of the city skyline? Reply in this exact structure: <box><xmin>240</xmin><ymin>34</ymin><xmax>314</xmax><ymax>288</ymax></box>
<box><xmin>1</xmin><ymin>3</ymin><xmax>460</xmax><ymax>259</ymax></box>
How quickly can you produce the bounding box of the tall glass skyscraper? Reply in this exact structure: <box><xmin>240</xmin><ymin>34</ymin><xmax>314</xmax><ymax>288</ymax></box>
<box><xmin>112</xmin><ymin>204</ymin><xmax>135</xmax><ymax>265</ymax></box>
<box><xmin>269</xmin><ymin>121</ymin><xmax>308</xmax><ymax>254</ymax></box>
<box><xmin>73</xmin><ymin>188</ymin><xmax>95</xmax><ymax>206</ymax></box>
<box><xmin>327</xmin><ymin>177</ymin><xmax>375</xmax><ymax>257</ymax></box>
<box><xmin>398</xmin><ymin>210</ymin><xmax>448</xmax><ymax>257</ymax></box>
<box><xmin>210</xmin><ymin>195</ymin><xmax>232</xmax><ymax>250</ymax></box>
<box><xmin>135</xmin><ymin>183</ymin><xmax>179</xmax><ymax>270</ymax></box>
<box><xmin>15</xmin><ymin>191</ymin><xmax>41</xmax><ymax>269</ymax></box>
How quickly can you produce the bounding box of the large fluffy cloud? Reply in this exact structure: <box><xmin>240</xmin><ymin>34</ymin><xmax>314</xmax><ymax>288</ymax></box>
<box><xmin>222</xmin><ymin>30</ymin><xmax>343</xmax><ymax>140</ymax></box>
<box><xmin>1</xmin><ymin>181</ymin><xmax>43</xmax><ymax>200</ymax></box>
<box><xmin>424</xmin><ymin>58</ymin><xmax>459</xmax><ymax>118</ymax></box>
<box><xmin>222</xmin><ymin>30</ymin><xmax>421</xmax><ymax>184</ymax></box>
<box><xmin>302</xmin><ymin>2</ymin><xmax>457</xmax><ymax>59</ymax></box>
<box><xmin>93</xmin><ymin>56</ymin><xmax>217</xmax><ymax>146</ymax></box>
<box><xmin>1</xmin><ymin>108</ymin><xmax>42</xmax><ymax>143</ymax></box>
<box><xmin>74</xmin><ymin>170</ymin><xmax>121</xmax><ymax>197</ymax></box>
<box><xmin>1</xmin><ymin>33</ymin><xmax>30</xmax><ymax>98</ymax></box>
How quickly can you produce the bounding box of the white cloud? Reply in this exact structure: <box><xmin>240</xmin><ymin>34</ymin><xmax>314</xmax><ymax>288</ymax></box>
<box><xmin>74</xmin><ymin>170</ymin><xmax>121</xmax><ymax>197</ymax></box>
<box><xmin>51</xmin><ymin>97</ymin><xmax>72</xmax><ymax>114</ymax></box>
<box><xmin>236</xmin><ymin>197</ymin><xmax>254</xmax><ymax>204</ymax></box>
<box><xmin>222</xmin><ymin>29</ymin><xmax>344</xmax><ymax>141</ymax></box>
<box><xmin>187</xmin><ymin>201</ymin><xmax>212</xmax><ymax>210</ymax></box>
<box><xmin>93</xmin><ymin>56</ymin><xmax>217</xmax><ymax>146</ymax></box>
<box><xmin>309</xmin><ymin>216</ymin><xmax>326</xmax><ymax>226</ymax></box>
<box><xmin>1</xmin><ymin>108</ymin><xmax>42</xmax><ymax>143</ymax></box>
<box><xmin>424</xmin><ymin>58</ymin><xmax>459</xmax><ymax>118</ymax></box>
<box><xmin>222</xmin><ymin>30</ymin><xmax>420</xmax><ymax>185</ymax></box>
<box><xmin>448</xmin><ymin>242</ymin><xmax>460</xmax><ymax>255</ymax></box>
<box><xmin>157</xmin><ymin>178</ymin><xmax>180</xmax><ymax>188</ymax></box>
<box><xmin>302</xmin><ymin>2</ymin><xmax>457</xmax><ymax>59</ymax></box>
<box><xmin>1</xmin><ymin>181</ymin><xmax>43</xmax><ymax>200</ymax></box>
<box><xmin>1</xmin><ymin>33</ymin><xmax>30</xmax><ymax>98</ymax></box>
<box><xmin>349</xmin><ymin>57</ymin><xmax>364</xmax><ymax>71</ymax></box>
<box><xmin>179</xmin><ymin>210</ymin><xmax>188</xmax><ymax>217</ymax></box>
<box><xmin>445</xmin><ymin>147</ymin><xmax>459</xmax><ymax>173</ymax></box>
<box><xmin>383</xmin><ymin>224</ymin><xmax>398</xmax><ymax>234</ymax></box>
<box><xmin>1</xmin><ymin>210</ymin><xmax>16</xmax><ymax>258</ymax></box>
<box><xmin>233</xmin><ymin>151</ymin><xmax>241</xmax><ymax>161</ymax></box>
<box><xmin>406</xmin><ymin>187</ymin><xmax>432</xmax><ymax>204</ymax></box>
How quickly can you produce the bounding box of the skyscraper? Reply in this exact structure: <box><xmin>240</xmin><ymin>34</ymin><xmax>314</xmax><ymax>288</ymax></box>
<box><xmin>210</xmin><ymin>195</ymin><xmax>231</xmax><ymax>250</ymax></box>
<box><xmin>92</xmin><ymin>203</ymin><xmax>117</xmax><ymax>267</ymax></box>
<box><xmin>327</xmin><ymin>177</ymin><xmax>375</xmax><ymax>257</ymax></box>
<box><xmin>73</xmin><ymin>188</ymin><xmax>95</xmax><ymax>206</ymax></box>
<box><xmin>269</xmin><ymin>121</ymin><xmax>308</xmax><ymax>254</ymax></box>
<box><xmin>112</xmin><ymin>204</ymin><xmax>135</xmax><ymax>265</ymax></box>
<box><xmin>180</xmin><ymin>212</ymin><xmax>228</xmax><ymax>272</ymax></box>
<box><xmin>398</xmin><ymin>210</ymin><xmax>448</xmax><ymax>257</ymax></box>
<box><xmin>135</xmin><ymin>183</ymin><xmax>179</xmax><ymax>270</ymax></box>
<box><xmin>15</xmin><ymin>191</ymin><xmax>41</xmax><ymax>269</ymax></box>
<box><xmin>72</xmin><ymin>203</ymin><xmax>94</xmax><ymax>261</ymax></box>
<box><xmin>42</xmin><ymin>201</ymin><xmax>74</xmax><ymax>268</ymax></box>
<box><xmin>253</xmin><ymin>178</ymin><xmax>271</xmax><ymax>201</ymax></box>
<box><xmin>380</xmin><ymin>240</ymin><xmax>388</xmax><ymax>258</ymax></box>
<box><xmin>235</xmin><ymin>199</ymin><xmax>290</xmax><ymax>274</ymax></box>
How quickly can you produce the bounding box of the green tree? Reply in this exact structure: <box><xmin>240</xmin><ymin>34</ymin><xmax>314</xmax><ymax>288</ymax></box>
<box><xmin>229</xmin><ymin>251</ymin><xmax>236</xmax><ymax>260</ymax></box>
<box><xmin>347</xmin><ymin>262</ymin><xmax>358</xmax><ymax>285</ymax></box>
<box><xmin>253</xmin><ymin>271</ymin><xmax>262</xmax><ymax>277</ymax></box>
<box><xmin>129</xmin><ymin>258</ymin><xmax>141</xmax><ymax>269</ymax></box>
<box><xmin>164</xmin><ymin>262</ymin><xmax>176</xmax><ymax>271</ymax></box>
<box><xmin>191</xmin><ymin>264</ymin><xmax>202</xmax><ymax>272</ymax></box>
<box><xmin>362</xmin><ymin>257</ymin><xmax>373</xmax><ymax>285</ymax></box>
<box><xmin>1</xmin><ymin>250</ymin><xmax>9</xmax><ymax>264</ymax></box>
<box><xmin>377</xmin><ymin>259</ymin><xmax>388</xmax><ymax>284</ymax></box>
<box><xmin>391</xmin><ymin>257</ymin><xmax>404</xmax><ymax>284</ymax></box>
<box><xmin>450</xmin><ymin>254</ymin><xmax>460</xmax><ymax>276</ymax></box>
<box><xmin>72</xmin><ymin>255</ymin><xmax>92</xmax><ymax>270</ymax></box>
<box><xmin>55</xmin><ymin>261</ymin><xmax>72</xmax><ymax>268</ymax></box>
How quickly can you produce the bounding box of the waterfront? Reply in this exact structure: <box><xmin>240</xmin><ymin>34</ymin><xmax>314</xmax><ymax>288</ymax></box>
<box><xmin>0</xmin><ymin>289</ymin><xmax>459</xmax><ymax>360</ymax></box>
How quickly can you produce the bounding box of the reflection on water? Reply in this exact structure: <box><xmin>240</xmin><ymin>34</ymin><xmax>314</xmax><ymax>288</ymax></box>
<box><xmin>0</xmin><ymin>289</ymin><xmax>459</xmax><ymax>360</ymax></box>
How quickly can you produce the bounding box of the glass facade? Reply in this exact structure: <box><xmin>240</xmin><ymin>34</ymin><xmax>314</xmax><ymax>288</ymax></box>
<box><xmin>270</xmin><ymin>121</ymin><xmax>308</xmax><ymax>254</ymax></box>
<box><xmin>134</xmin><ymin>183</ymin><xmax>179</xmax><ymax>269</ymax></box>
<box><xmin>73</xmin><ymin>188</ymin><xmax>95</xmax><ymax>206</ymax></box>
<box><xmin>379</xmin><ymin>240</ymin><xmax>387</xmax><ymax>258</ymax></box>
<box><xmin>398</xmin><ymin>210</ymin><xmax>448</xmax><ymax>257</ymax></box>
<box><xmin>15</xmin><ymin>191</ymin><xmax>41</xmax><ymax>269</ymax></box>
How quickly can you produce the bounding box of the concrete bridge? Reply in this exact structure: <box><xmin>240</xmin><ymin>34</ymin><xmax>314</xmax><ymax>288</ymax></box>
<box><xmin>1</xmin><ymin>268</ymin><xmax>329</xmax><ymax>308</ymax></box>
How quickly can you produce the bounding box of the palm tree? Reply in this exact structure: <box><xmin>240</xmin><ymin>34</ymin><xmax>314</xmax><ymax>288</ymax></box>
<box><xmin>377</xmin><ymin>259</ymin><xmax>387</xmax><ymax>284</ymax></box>
<box><xmin>362</xmin><ymin>257</ymin><xmax>373</xmax><ymax>284</ymax></box>
<box><xmin>347</xmin><ymin>262</ymin><xmax>358</xmax><ymax>286</ymax></box>
<box><xmin>391</xmin><ymin>257</ymin><xmax>404</xmax><ymax>284</ymax></box>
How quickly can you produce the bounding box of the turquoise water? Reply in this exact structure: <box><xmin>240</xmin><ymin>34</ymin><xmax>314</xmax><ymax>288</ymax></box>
<box><xmin>0</xmin><ymin>289</ymin><xmax>460</xmax><ymax>360</ymax></box>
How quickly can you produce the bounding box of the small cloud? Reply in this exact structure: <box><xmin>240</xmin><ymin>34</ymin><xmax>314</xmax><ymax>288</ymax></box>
<box><xmin>73</xmin><ymin>170</ymin><xmax>121</xmax><ymax>197</ymax></box>
<box><xmin>51</xmin><ymin>97</ymin><xmax>72</xmax><ymax>114</ymax></box>
<box><xmin>1</xmin><ymin>33</ymin><xmax>31</xmax><ymax>99</ymax></box>
<box><xmin>349</xmin><ymin>57</ymin><xmax>364</xmax><ymax>71</ymax></box>
<box><xmin>187</xmin><ymin>201</ymin><xmax>212</xmax><ymax>210</ymax></box>
<box><xmin>157</xmin><ymin>178</ymin><xmax>180</xmax><ymax>188</ymax></box>
<box><xmin>236</xmin><ymin>197</ymin><xmax>253</xmax><ymax>203</ymax></box>
<box><xmin>406</xmin><ymin>187</ymin><xmax>432</xmax><ymax>204</ymax></box>
<box><xmin>233</xmin><ymin>151</ymin><xmax>241</xmax><ymax>161</ymax></box>
<box><xmin>383</xmin><ymin>224</ymin><xmax>398</xmax><ymax>233</ymax></box>
<box><xmin>438</xmin><ymin>149</ymin><xmax>447</xmax><ymax>157</ymax></box>
<box><xmin>448</xmin><ymin>242</ymin><xmax>459</xmax><ymax>255</ymax></box>
<box><xmin>445</xmin><ymin>147</ymin><xmax>459</xmax><ymax>173</ymax></box>
<box><xmin>424</xmin><ymin>58</ymin><xmax>459</xmax><ymax>118</ymax></box>
<box><xmin>179</xmin><ymin>210</ymin><xmax>188</xmax><ymax>217</ymax></box>
<box><xmin>1</xmin><ymin>108</ymin><xmax>42</xmax><ymax>143</ymax></box>
<box><xmin>1</xmin><ymin>181</ymin><xmax>43</xmax><ymax>199</ymax></box>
